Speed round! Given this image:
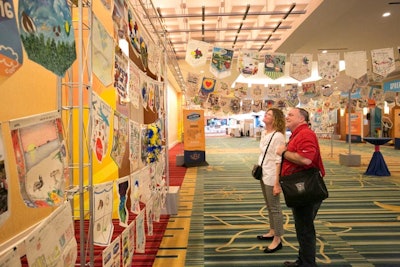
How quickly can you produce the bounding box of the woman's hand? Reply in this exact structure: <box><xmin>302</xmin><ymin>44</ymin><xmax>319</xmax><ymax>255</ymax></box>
<box><xmin>273</xmin><ymin>184</ymin><xmax>281</xmax><ymax>196</ymax></box>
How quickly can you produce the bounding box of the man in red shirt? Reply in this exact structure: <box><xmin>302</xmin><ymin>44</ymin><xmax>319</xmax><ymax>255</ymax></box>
<box><xmin>277</xmin><ymin>107</ymin><xmax>325</xmax><ymax>267</ymax></box>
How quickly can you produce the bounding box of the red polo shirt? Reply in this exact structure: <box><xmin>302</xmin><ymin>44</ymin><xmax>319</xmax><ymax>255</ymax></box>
<box><xmin>281</xmin><ymin>124</ymin><xmax>325</xmax><ymax>177</ymax></box>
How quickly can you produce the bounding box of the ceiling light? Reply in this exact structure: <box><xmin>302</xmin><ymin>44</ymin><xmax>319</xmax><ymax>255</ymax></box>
<box><xmin>321</xmin><ymin>50</ymin><xmax>327</xmax><ymax>53</ymax></box>
<box><xmin>382</xmin><ymin>12</ymin><xmax>391</xmax><ymax>17</ymax></box>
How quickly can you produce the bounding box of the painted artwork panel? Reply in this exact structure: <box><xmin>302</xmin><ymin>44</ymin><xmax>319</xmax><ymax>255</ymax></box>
<box><xmin>94</xmin><ymin>181</ymin><xmax>114</xmax><ymax>246</ymax></box>
<box><xmin>111</xmin><ymin>111</ymin><xmax>128</xmax><ymax>168</ymax></box>
<box><xmin>128</xmin><ymin>61</ymin><xmax>141</xmax><ymax>109</ymax></box>
<box><xmin>91</xmin><ymin>92</ymin><xmax>112</xmax><ymax>163</ymax></box>
<box><xmin>102</xmin><ymin>236</ymin><xmax>120</xmax><ymax>267</ymax></box>
<box><xmin>0</xmin><ymin>0</ymin><xmax>23</xmax><ymax>84</ymax></box>
<box><xmin>114</xmin><ymin>51</ymin><xmax>129</xmax><ymax>102</ymax></box>
<box><xmin>135</xmin><ymin>209</ymin><xmax>146</xmax><ymax>253</ymax></box>
<box><xmin>264</xmin><ymin>54</ymin><xmax>286</xmax><ymax>80</ymax></box>
<box><xmin>371</xmin><ymin>48</ymin><xmax>395</xmax><ymax>78</ymax></box>
<box><xmin>121</xmin><ymin>221</ymin><xmax>135</xmax><ymax>267</ymax></box>
<box><xmin>9</xmin><ymin>111</ymin><xmax>68</xmax><ymax>208</ymax></box>
<box><xmin>185</xmin><ymin>39</ymin><xmax>209</xmax><ymax>67</ymax></box>
<box><xmin>130</xmin><ymin>171</ymin><xmax>141</xmax><ymax>214</ymax></box>
<box><xmin>18</xmin><ymin>0</ymin><xmax>76</xmax><ymax>76</ymax></box>
<box><xmin>289</xmin><ymin>53</ymin><xmax>312</xmax><ymax>81</ymax></box>
<box><xmin>318</xmin><ymin>52</ymin><xmax>340</xmax><ymax>81</ymax></box>
<box><xmin>0</xmin><ymin>247</ymin><xmax>21</xmax><ymax>266</ymax></box>
<box><xmin>129</xmin><ymin>120</ymin><xmax>140</xmax><ymax>171</ymax></box>
<box><xmin>0</xmin><ymin>124</ymin><xmax>10</xmax><ymax>225</ymax></box>
<box><xmin>210</xmin><ymin>47</ymin><xmax>234</xmax><ymax>79</ymax></box>
<box><xmin>238</xmin><ymin>50</ymin><xmax>259</xmax><ymax>77</ymax></box>
<box><xmin>25</xmin><ymin>202</ymin><xmax>77</xmax><ymax>267</ymax></box>
<box><xmin>92</xmin><ymin>14</ymin><xmax>114</xmax><ymax>86</ymax></box>
<box><xmin>117</xmin><ymin>175</ymin><xmax>130</xmax><ymax>227</ymax></box>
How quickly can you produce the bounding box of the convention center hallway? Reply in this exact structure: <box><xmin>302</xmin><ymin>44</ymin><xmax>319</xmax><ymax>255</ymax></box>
<box><xmin>154</xmin><ymin>136</ymin><xmax>400</xmax><ymax>267</ymax></box>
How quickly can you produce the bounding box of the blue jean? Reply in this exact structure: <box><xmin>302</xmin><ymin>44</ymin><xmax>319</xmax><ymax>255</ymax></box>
<box><xmin>292</xmin><ymin>201</ymin><xmax>322</xmax><ymax>267</ymax></box>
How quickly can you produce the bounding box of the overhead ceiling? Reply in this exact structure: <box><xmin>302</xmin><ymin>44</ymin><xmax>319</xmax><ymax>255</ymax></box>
<box><xmin>148</xmin><ymin>0</ymin><xmax>400</xmax><ymax>91</ymax></box>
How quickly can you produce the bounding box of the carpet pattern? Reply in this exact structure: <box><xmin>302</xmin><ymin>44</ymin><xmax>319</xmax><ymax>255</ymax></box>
<box><xmin>185</xmin><ymin>137</ymin><xmax>400</xmax><ymax>267</ymax></box>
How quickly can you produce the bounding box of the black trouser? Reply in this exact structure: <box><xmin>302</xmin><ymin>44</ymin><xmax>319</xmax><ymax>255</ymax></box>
<box><xmin>292</xmin><ymin>201</ymin><xmax>322</xmax><ymax>267</ymax></box>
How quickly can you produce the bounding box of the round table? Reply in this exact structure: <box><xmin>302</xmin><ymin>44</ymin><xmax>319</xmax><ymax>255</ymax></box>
<box><xmin>363</xmin><ymin>137</ymin><xmax>392</xmax><ymax>176</ymax></box>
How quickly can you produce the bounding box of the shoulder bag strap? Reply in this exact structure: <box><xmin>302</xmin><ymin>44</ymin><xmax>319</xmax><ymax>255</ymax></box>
<box><xmin>260</xmin><ymin>131</ymin><xmax>276</xmax><ymax>166</ymax></box>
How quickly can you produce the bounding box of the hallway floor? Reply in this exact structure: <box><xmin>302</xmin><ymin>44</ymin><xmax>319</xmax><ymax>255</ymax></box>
<box><xmin>154</xmin><ymin>137</ymin><xmax>400</xmax><ymax>266</ymax></box>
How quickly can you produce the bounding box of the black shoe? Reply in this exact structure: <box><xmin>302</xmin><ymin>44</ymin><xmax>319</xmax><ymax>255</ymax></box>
<box><xmin>257</xmin><ymin>235</ymin><xmax>274</xmax><ymax>240</ymax></box>
<box><xmin>283</xmin><ymin>260</ymin><xmax>300</xmax><ymax>267</ymax></box>
<box><xmin>264</xmin><ymin>242</ymin><xmax>282</xmax><ymax>253</ymax></box>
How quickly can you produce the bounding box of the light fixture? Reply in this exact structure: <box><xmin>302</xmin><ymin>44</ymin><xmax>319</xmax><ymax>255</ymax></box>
<box><xmin>119</xmin><ymin>39</ymin><xmax>129</xmax><ymax>56</ymax></box>
<box><xmin>340</xmin><ymin>108</ymin><xmax>345</xmax><ymax>117</ymax></box>
<box><xmin>384</xmin><ymin>101</ymin><xmax>390</xmax><ymax>114</ymax></box>
<box><xmin>363</xmin><ymin>107</ymin><xmax>368</xmax><ymax>115</ymax></box>
<box><xmin>382</xmin><ymin>12</ymin><xmax>391</xmax><ymax>17</ymax></box>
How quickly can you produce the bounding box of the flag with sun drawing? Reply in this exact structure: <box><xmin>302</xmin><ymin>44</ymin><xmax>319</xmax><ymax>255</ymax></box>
<box><xmin>18</xmin><ymin>0</ymin><xmax>76</xmax><ymax>77</ymax></box>
<box><xmin>9</xmin><ymin>111</ymin><xmax>68</xmax><ymax>208</ymax></box>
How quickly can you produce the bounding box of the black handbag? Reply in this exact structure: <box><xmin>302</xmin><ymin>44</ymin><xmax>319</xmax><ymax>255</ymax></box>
<box><xmin>252</xmin><ymin>132</ymin><xmax>276</xmax><ymax>180</ymax></box>
<box><xmin>279</xmin><ymin>167</ymin><xmax>329</xmax><ymax>208</ymax></box>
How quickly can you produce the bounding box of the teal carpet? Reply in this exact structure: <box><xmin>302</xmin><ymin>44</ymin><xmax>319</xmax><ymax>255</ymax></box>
<box><xmin>186</xmin><ymin>137</ymin><xmax>400</xmax><ymax>267</ymax></box>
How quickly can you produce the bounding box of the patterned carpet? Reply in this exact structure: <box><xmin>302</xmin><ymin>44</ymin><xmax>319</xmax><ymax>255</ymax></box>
<box><xmin>184</xmin><ymin>136</ymin><xmax>400</xmax><ymax>267</ymax></box>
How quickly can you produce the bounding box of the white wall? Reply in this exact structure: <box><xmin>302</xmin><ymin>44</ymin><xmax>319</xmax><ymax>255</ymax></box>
<box><xmin>167</xmin><ymin>83</ymin><xmax>180</xmax><ymax>148</ymax></box>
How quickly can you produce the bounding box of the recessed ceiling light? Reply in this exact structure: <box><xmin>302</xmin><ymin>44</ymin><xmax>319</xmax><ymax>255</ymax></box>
<box><xmin>322</xmin><ymin>50</ymin><xmax>328</xmax><ymax>54</ymax></box>
<box><xmin>382</xmin><ymin>12</ymin><xmax>391</xmax><ymax>17</ymax></box>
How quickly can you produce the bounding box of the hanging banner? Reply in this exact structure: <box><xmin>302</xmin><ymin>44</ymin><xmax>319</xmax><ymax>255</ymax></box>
<box><xmin>264</xmin><ymin>53</ymin><xmax>286</xmax><ymax>79</ymax></box>
<box><xmin>344</xmin><ymin>51</ymin><xmax>367</xmax><ymax>79</ymax></box>
<box><xmin>111</xmin><ymin>111</ymin><xmax>128</xmax><ymax>168</ymax></box>
<box><xmin>0</xmin><ymin>0</ymin><xmax>23</xmax><ymax>84</ymax></box>
<box><xmin>185</xmin><ymin>39</ymin><xmax>209</xmax><ymax>67</ymax></box>
<box><xmin>233</xmin><ymin>82</ymin><xmax>249</xmax><ymax>99</ymax></box>
<box><xmin>117</xmin><ymin>176</ymin><xmax>130</xmax><ymax>227</ymax></box>
<box><xmin>135</xmin><ymin>208</ymin><xmax>146</xmax><ymax>253</ymax></box>
<box><xmin>102</xmin><ymin>236</ymin><xmax>121</xmax><ymax>267</ymax></box>
<box><xmin>183</xmin><ymin>109</ymin><xmax>206</xmax><ymax>166</ymax></box>
<box><xmin>0</xmin><ymin>123</ymin><xmax>10</xmax><ymax>226</ymax></box>
<box><xmin>25</xmin><ymin>202</ymin><xmax>77</xmax><ymax>266</ymax></box>
<box><xmin>93</xmin><ymin>181</ymin><xmax>114</xmax><ymax>246</ymax></box>
<box><xmin>186</xmin><ymin>72</ymin><xmax>201</xmax><ymax>98</ymax></box>
<box><xmin>249</xmin><ymin>84</ymin><xmax>264</xmax><ymax>100</ymax></box>
<box><xmin>284</xmin><ymin>84</ymin><xmax>300</xmax><ymax>107</ymax></box>
<box><xmin>18</xmin><ymin>0</ymin><xmax>76</xmax><ymax>77</ymax></box>
<box><xmin>371</xmin><ymin>48</ymin><xmax>395</xmax><ymax>78</ymax></box>
<box><xmin>92</xmin><ymin>14</ymin><xmax>114</xmax><ymax>86</ymax></box>
<box><xmin>318</xmin><ymin>52</ymin><xmax>339</xmax><ymax>81</ymax></box>
<box><xmin>91</xmin><ymin>92</ymin><xmax>112</xmax><ymax>163</ymax></box>
<box><xmin>209</xmin><ymin>46</ymin><xmax>234</xmax><ymax>79</ymax></box>
<box><xmin>238</xmin><ymin>50</ymin><xmax>259</xmax><ymax>77</ymax></box>
<box><xmin>289</xmin><ymin>53</ymin><xmax>312</xmax><ymax>81</ymax></box>
<box><xmin>9</xmin><ymin>111</ymin><xmax>68</xmax><ymax>208</ymax></box>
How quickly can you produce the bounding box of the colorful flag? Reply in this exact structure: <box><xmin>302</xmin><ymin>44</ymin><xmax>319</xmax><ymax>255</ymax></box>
<box><xmin>289</xmin><ymin>53</ymin><xmax>312</xmax><ymax>81</ymax></box>
<box><xmin>9</xmin><ymin>111</ymin><xmax>68</xmax><ymax>208</ymax></box>
<box><xmin>264</xmin><ymin>53</ymin><xmax>286</xmax><ymax>79</ymax></box>
<box><xmin>318</xmin><ymin>52</ymin><xmax>339</xmax><ymax>81</ymax></box>
<box><xmin>210</xmin><ymin>47</ymin><xmax>234</xmax><ymax>79</ymax></box>
<box><xmin>371</xmin><ymin>48</ymin><xmax>395</xmax><ymax>78</ymax></box>
<box><xmin>185</xmin><ymin>39</ymin><xmax>209</xmax><ymax>67</ymax></box>
<box><xmin>238</xmin><ymin>50</ymin><xmax>259</xmax><ymax>77</ymax></box>
<box><xmin>0</xmin><ymin>0</ymin><xmax>23</xmax><ymax>84</ymax></box>
<box><xmin>18</xmin><ymin>0</ymin><xmax>76</xmax><ymax>77</ymax></box>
